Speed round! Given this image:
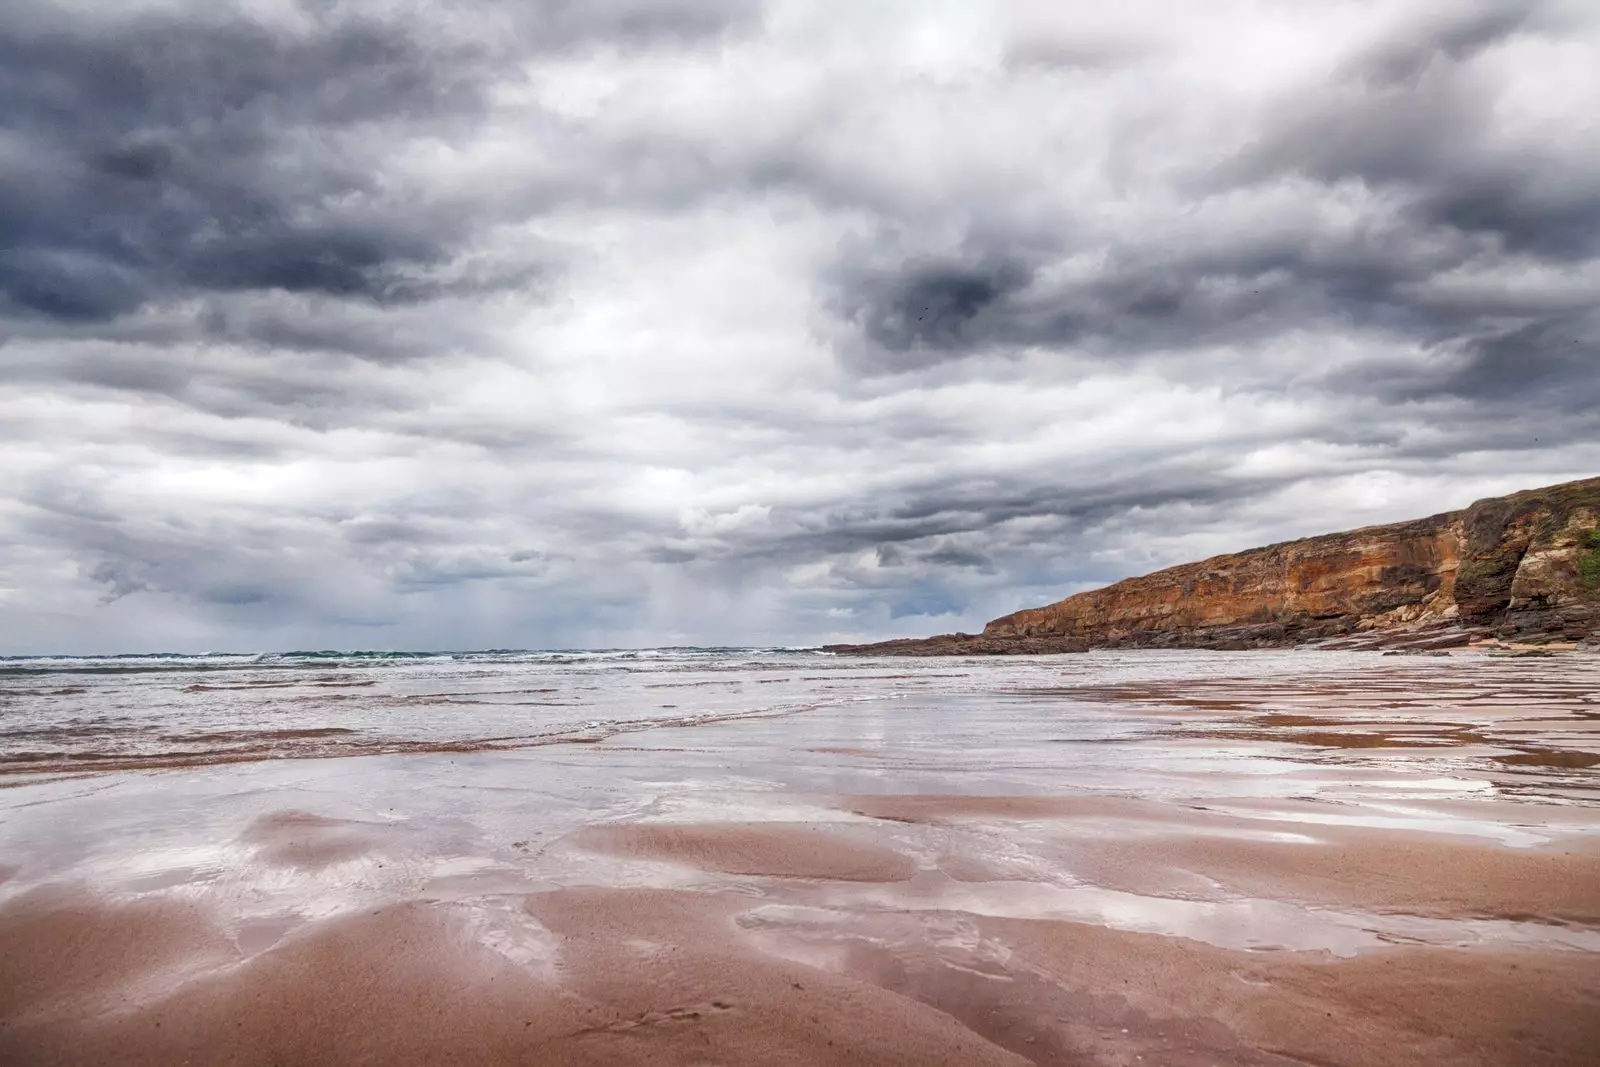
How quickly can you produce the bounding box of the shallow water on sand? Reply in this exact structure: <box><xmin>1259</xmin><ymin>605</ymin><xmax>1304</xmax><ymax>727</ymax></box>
<box><xmin>3</xmin><ymin>649</ymin><xmax>1598</xmax><ymax>1066</ymax></box>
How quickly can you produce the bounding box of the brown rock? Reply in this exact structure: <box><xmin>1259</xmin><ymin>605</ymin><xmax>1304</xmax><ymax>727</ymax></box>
<box><xmin>827</xmin><ymin>476</ymin><xmax>1600</xmax><ymax>656</ymax></box>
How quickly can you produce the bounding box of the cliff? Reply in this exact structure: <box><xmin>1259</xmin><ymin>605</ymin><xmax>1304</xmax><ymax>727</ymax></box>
<box><xmin>826</xmin><ymin>476</ymin><xmax>1600</xmax><ymax>655</ymax></box>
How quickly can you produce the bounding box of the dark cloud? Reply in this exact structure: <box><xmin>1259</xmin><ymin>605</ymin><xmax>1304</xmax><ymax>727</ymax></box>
<box><xmin>1213</xmin><ymin>3</ymin><xmax>1599</xmax><ymax>266</ymax></box>
<box><xmin>1423</xmin><ymin>315</ymin><xmax>1600</xmax><ymax>409</ymax></box>
<box><xmin>89</xmin><ymin>560</ymin><xmax>151</xmax><ymax>604</ymax></box>
<box><xmin>828</xmin><ymin>6</ymin><xmax>1598</xmax><ymax>423</ymax></box>
<box><xmin>1421</xmin><ymin>175</ymin><xmax>1600</xmax><ymax>260</ymax></box>
<box><xmin>919</xmin><ymin>547</ymin><xmax>994</xmax><ymax>571</ymax></box>
<box><xmin>832</xmin><ymin>254</ymin><xmax>1035</xmax><ymax>369</ymax></box>
<box><xmin>661</xmin><ymin>466</ymin><xmax>1311</xmax><ymax>583</ymax></box>
<box><xmin>830</xmin><ymin>233</ymin><xmax>1436</xmax><ymax>375</ymax></box>
<box><xmin>1355</xmin><ymin>2</ymin><xmax>1540</xmax><ymax>86</ymax></box>
<box><xmin>521</xmin><ymin>0</ymin><xmax>755</xmax><ymax>45</ymax></box>
<box><xmin>0</xmin><ymin>3</ymin><xmax>489</xmax><ymax>325</ymax></box>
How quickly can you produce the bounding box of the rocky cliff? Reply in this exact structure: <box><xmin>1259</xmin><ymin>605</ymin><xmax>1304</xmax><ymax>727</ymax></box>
<box><xmin>826</xmin><ymin>476</ymin><xmax>1600</xmax><ymax>655</ymax></box>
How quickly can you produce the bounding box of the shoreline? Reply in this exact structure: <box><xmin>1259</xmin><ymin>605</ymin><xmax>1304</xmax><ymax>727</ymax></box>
<box><xmin>823</xmin><ymin>624</ymin><xmax>1598</xmax><ymax>657</ymax></box>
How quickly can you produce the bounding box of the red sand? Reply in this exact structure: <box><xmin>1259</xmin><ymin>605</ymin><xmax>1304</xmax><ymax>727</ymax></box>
<box><xmin>4</xmin><ymin>878</ymin><xmax>1596</xmax><ymax>1067</ymax></box>
<box><xmin>238</xmin><ymin>810</ymin><xmax>381</xmax><ymax>870</ymax></box>
<box><xmin>0</xmin><ymin>887</ymin><xmax>1025</xmax><ymax>1066</ymax></box>
<box><xmin>569</xmin><ymin>821</ymin><xmax>921</xmax><ymax>881</ymax></box>
<box><xmin>846</xmin><ymin>793</ymin><xmax>1600</xmax><ymax>923</ymax></box>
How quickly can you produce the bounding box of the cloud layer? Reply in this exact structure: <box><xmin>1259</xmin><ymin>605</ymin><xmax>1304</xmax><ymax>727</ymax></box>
<box><xmin>3</xmin><ymin>0</ymin><xmax>1598</xmax><ymax>652</ymax></box>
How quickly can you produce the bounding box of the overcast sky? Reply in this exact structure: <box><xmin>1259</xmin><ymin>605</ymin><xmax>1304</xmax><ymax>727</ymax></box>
<box><xmin>2</xmin><ymin>0</ymin><xmax>1598</xmax><ymax>654</ymax></box>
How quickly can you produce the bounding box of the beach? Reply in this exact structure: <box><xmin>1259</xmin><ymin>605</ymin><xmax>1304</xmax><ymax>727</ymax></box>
<box><xmin>2</xmin><ymin>648</ymin><xmax>1597</xmax><ymax>1065</ymax></box>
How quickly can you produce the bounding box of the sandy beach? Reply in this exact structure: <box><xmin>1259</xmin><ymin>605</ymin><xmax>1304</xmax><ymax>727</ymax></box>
<box><xmin>2</xmin><ymin>648</ymin><xmax>1598</xmax><ymax>1065</ymax></box>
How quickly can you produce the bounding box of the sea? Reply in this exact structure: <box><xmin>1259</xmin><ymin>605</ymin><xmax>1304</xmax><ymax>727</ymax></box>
<box><xmin>0</xmin><ymin>645</ymin><xmax>1383</xmax><ymax>778</ymax></box>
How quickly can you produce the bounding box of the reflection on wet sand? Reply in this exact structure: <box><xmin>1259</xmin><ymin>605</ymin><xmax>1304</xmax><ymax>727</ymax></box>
<box><xmin>1498</xmin><ymin>750</ymin><xmax>1600</xmax><ymax>769</ymax></box>
<box><xmin>1</xmin><ymin>650</ymin><xmax>1598</xmax><ymax>1065</ymax></box>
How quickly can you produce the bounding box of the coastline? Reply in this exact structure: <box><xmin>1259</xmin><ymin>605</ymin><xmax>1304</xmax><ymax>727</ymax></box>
<box><xmin>827</xmin><ymin>476</ymin><xmax>1600</xmax><ymax>658</ymax></box>
<box><xmin>822</xmin><ymin>624</ymin><xmax>1597</xmax><ymax>656</ymax></box>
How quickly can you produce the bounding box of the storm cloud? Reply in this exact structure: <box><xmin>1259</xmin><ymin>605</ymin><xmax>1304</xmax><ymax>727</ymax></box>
<box><xmin>2</xmin><ymin>0</ymin><xmax>1597</xmax><ymax>653</ymax></box>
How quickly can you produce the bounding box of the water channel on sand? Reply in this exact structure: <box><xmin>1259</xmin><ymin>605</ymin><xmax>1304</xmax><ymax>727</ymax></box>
<box><xmin>2</xmin><ymin>648</ymin><xmax>1597</xmax><ymax>1065</ymax></box>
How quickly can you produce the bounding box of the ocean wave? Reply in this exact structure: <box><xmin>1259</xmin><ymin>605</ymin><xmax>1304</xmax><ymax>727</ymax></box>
<box><xmin>0</xmin><ymin>647</ymin><xmax>820</xmax><ymax>674</ymax></box>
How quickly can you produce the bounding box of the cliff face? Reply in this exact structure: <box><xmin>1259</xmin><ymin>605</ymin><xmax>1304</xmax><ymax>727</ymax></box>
<box><xmin>828</xmin><ymin>477</ymin><xmax>1600</xmax><ymax>655</ymax></box>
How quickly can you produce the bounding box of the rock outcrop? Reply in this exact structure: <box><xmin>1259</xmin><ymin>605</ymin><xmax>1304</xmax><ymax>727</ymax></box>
<box><xmin>826</xmin><ymin>476</ymin><xmax>1600</xmax><ymax>655</ymax></box>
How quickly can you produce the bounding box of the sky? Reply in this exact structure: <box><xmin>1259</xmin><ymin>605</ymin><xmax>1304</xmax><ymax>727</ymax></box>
<box><xmin>2</xmin><ymin>0</ymin><xmax>1598</xmax><ymax>654</ymax></box>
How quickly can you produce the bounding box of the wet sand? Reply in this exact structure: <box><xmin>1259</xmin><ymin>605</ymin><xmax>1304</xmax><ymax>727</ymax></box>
<box><xmin>570</xmin><ymin>823</ymin><xmax>921</xmax><ymax>881</ymax></box>
<box><xmin>3</xmin><ymin>844</ymin><xmax>1596</xmax><ymax>1066</ymax></box>
<box><xmin>845</xmin><ymin>793</ymin><xmax>1600</xmax><ymax>923</ymax></box>
<box><xmin>2</xmin><ymin>650</ymin><xmax>1598</xmax><ymax>1064</ymax></box>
